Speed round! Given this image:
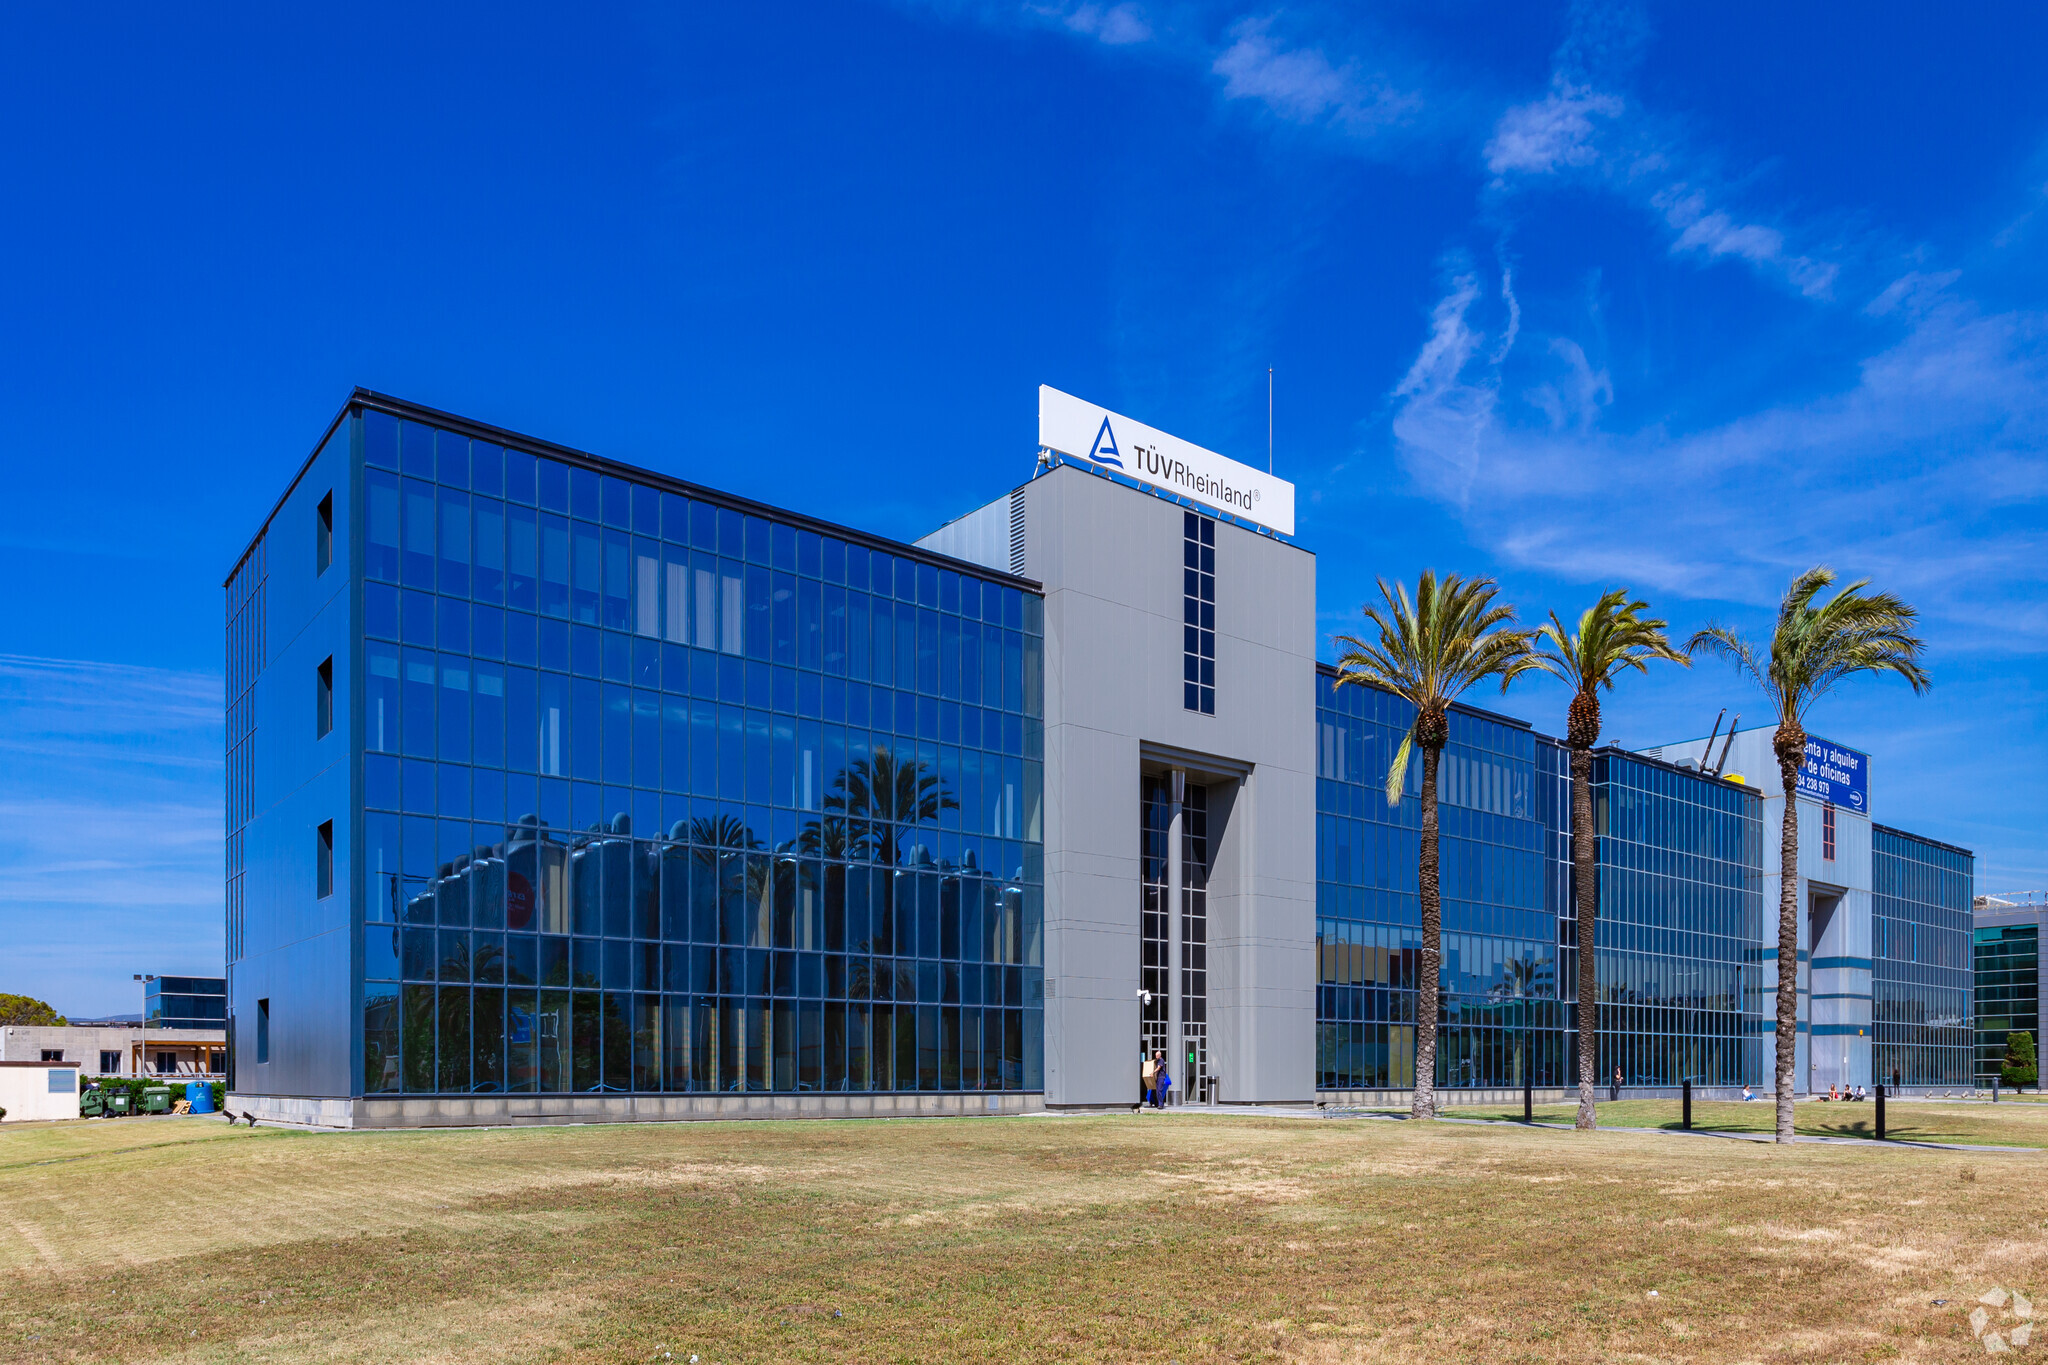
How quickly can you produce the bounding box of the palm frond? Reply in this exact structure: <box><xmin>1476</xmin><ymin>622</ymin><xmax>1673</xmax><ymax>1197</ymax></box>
<box><xmin>1690</xmin><ymin>566</ymin><xmax>1929</xmax><ymax>730</ymax></box>
<box><xmin>1333</xmin><ymin>569</ymin><xmax>1536</xmax><ymax>805</ymax></box>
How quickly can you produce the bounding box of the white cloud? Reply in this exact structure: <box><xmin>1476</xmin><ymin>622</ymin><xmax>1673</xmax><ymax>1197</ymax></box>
<box><xmin>1210</xmin><ymin>17</ymin><xmax>1418</xmax><ymax>133</ymax></box>
<box><xmin>1384</xmin><ymin>279</ymin><xmax>2048</xmax><ymax>645</ymax></box>
<box><xmin>1485</xmin><ymin>81</ymin><xmax>1622</xmax><ymax>176</ymax></box>
<box><xmin>1053</xmin><ymin>1</ymin><xmax>1150</xmax><ymax>44</ymax></box>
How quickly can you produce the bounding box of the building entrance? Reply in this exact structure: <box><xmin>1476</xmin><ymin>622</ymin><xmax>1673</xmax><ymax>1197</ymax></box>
<box><xmin>1141</xmin><ymin>772</ymin><xmax>1210</xmax><ymax>1102</ymax></box>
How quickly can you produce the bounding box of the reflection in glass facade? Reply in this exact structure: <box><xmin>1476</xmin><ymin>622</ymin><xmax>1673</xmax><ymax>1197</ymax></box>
<box><xmin>1314</xmin><ymin>668</ymin><xmax>1767</xmax><ymax>1091</ymax></box>
<box><xmin>1314</xmin><ymin>672</ymin><xmax>1564</xmax><ymax>1089</ymax></box>
<box><xmin>1871</xmin><ymin>826</ymin><xmax>1973</xmax><ymax>1086</ymax></box>
<box><xmin>1587</xmin><ymin>752</ymin><xmax>1763</xmax><ymax>1087</ymax></box>
<box><xmin>246</xmin><ymin>403</ymin><xmax>1047</xmax><ymax>1098</ymax></box>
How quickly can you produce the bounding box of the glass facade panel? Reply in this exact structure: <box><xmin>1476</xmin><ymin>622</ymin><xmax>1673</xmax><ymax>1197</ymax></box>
<box><xmin>1871</xmin><ymin>825</ymin><xmax>1973</xmax><ymax>1086</ymax></box>
<box><xmin>1973</xmin><ymin>922</ymin><xmax>2034</xmax><ymax>1087</ymax></box>
<box><xmin>1313</xmin><ymin>669</ymin><xmax>1766</xmax><ymax>1091</ymax></box>
<box><xmin>349</xmin><ymin>407</ymin><xmax>1044</xmax><ymax>1095</ymax></box>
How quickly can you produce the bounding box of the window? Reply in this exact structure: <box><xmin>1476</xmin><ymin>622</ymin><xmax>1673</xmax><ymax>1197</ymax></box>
<box><xmin>48</xmin><ymin>1069</ymin><xmax>74</xmax><ymax>1094</ymax></box>
<box><xmin>1181</xmin><ymin>512</ymin><xmax>1215</xmax><ymax>714</ymax></box>
<box><xmin>256</xmin><ymin>998</ymin><xmax>271</xmax><ymax>1064</ymax></box>
<box><xmin>40</xmin><ymin>1049</ymin><xmax>64</xmax><ymax>1062</ymax></box>
<box><xmin>154</xmin><ymin>1051</ymin><xmax>177</xmax><ymax>1075</ymax></box>
<box><xmin>317</xmin><ymin>656</ymin><xmax>334</xmax><ymax>738</ymax></box>
<box><xmin>1823</xmin><ymin>803</ymin><xmax>1837</xmax><ymax>861</ymax></box>
<box><xmin>99</xmin><ymin>1050</ymin><xmax>121</xmax><ymax>1074</ymax></box>
<box><xmin>316</xmin><ymin>820</ymin><xmax>334</xmax><ymax>898</ymax></box>
<box><xmin>317</xmin><ymin>491</ymin><xmax>333</xmax><ymax>575</ymax></box>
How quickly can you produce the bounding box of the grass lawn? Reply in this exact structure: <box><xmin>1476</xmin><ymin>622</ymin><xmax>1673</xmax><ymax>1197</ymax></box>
<box><xmin>3</xmin><ymin>1110</ymin><xmax>2043</xmax><ymax>1363</ymax></box>
<box><xmin>1454</xmin><ymin>1098</ymin><xmax>2048</xmax><ymax>1148</ymax></box>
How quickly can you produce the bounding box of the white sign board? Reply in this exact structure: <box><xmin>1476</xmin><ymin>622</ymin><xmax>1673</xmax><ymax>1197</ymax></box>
<box><xmin>1037</xmin><ymin>385</ymin><xmax>1296</xmax><ymax>537</ymax></box>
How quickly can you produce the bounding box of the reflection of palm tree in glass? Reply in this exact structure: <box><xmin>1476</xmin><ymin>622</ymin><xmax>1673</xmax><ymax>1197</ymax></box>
<box><xmin>689</xmin><ymin>813</ymin><xmax>761</xmax><ymax>852</ymax></box>
<box><xmin>822</xmin><ymin>746</ymin><xmax>957</xmax><ymax>866</ymax></box>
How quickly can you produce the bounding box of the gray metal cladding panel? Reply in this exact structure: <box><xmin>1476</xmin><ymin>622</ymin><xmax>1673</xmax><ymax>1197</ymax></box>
<box><xmin>1024</xmin><ymin>466</ymin><xmax>1317</xmax><ymax>1105</ymax></box>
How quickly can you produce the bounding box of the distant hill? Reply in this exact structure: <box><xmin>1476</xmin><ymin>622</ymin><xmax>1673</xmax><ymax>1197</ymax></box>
<box><xmin>63</xmin><ymin>1013</ymin><xmax>145</xmax><ymax>1026</ymax></box>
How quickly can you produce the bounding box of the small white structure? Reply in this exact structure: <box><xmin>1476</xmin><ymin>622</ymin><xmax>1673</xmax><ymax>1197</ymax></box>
<box><xmin>0</xmin><ymin>1061</ymin><xmax>82</xmax><ymax>1122</ymax></box>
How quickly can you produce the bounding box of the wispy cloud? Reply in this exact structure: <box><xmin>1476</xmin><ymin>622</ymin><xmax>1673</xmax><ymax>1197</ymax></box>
<box><xmin>1209</xmin><ymin>15</ymin><xmax>1418</xmax><ymax>134</ymax></box>
<box><xmin>1485</xmin><ymin>80</ymin><xmax>1621</xmax><ymax>177</ymax></box>
<box><xmin>0</xmin><ymin>655</ymin><xmax>223</xmax><ymax>1013</ymax></box>
<box><xmin>1044</xmin><ymin>1</ymin><xmax>1151</xmax><ymax>45</ymax></box>
<box><xmin>1384</xmin><ymin>268</ymin><xmax>2048</xmax><ymax>644</ymax></box>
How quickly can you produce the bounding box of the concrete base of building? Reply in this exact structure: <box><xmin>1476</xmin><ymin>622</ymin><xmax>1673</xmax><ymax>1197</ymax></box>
<box><xmin>226</xmin><ymin>1090</ymin><xmax>1043</xmax><ymax>1130</ymax></box>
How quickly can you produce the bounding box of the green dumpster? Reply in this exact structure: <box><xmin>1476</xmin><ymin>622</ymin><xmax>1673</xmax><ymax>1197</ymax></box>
<box><xmin>141</xmin><ymin>1086</ymin><xmax>172</xmax><ymax>1114</ymax></box>
<box><xmin>105</xmin><ymin>1091</ymin><xmax>133</xmax><ymax>1116</ymax></box>
<box><xmin>79</xmin><ymin>1090</ymin><xmax>105</xmax><ymax>1118</ymax></box>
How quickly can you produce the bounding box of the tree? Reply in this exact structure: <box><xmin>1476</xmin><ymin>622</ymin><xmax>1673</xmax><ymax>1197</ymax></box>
<box><xmin>1689</xmin><ymin>566</ymin><xmax>1927</xmax><ymax>1143</ymax></box>
<box><xmin>2003</xmin><ymin>1031</ymin><xmax>2038</xmax><ymax>1090</ymax></box>
<box><xmin>823</xmin><ymin>744</ymin><xmax>957</xmax><ymax>867</ymax></box>
<box><xmin>0</xmin><ymin>993</ymin><xmax>66</xmax><ymax>1026</ymax></box>
<box><xmin>1532</xmin><ymin>590</ymin><xmax>1688</xmax><ymax>1132</ymax></box>
<box><xmin>1334</xmin><ymin>571</ymin><xmax>1536</xmax><ymax>1120</ymax></box>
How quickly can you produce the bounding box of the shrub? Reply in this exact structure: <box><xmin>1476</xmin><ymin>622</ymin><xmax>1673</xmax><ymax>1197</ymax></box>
<box><xmin>2002</xmin><ymin>1031</ymin><xmax>2038</xmax><ymax>1089</ymax></box>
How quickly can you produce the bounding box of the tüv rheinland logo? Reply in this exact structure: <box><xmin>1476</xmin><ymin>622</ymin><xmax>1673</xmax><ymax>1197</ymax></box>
<box><xmin>1970</xmin><ymin>1288</ymin><xmax>2034</xmax><ymax>1353</ymax></box>
<box><xmin>1087</xmin><ymin>416</ymin><xmax>1122</xmax><ymax>468</ymax></box>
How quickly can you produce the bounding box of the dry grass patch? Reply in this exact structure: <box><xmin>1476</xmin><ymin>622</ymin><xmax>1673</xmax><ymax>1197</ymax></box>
<box><xmin>1457</xmin><ymin>1098</ymin><xmax>2048</xmax><ymax>1147</ymax></box>
<box><xmin>2</xmin><ymin>1111</ymin><xmax>2043</xmax><ymax>1362</ymax></box>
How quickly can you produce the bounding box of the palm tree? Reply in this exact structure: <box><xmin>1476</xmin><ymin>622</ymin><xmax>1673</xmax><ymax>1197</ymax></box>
<box><xmin>1334</xmin><ymin>571</ymin><xmax>1537</xmax><ymax>1120</ymax></box>
<box><xmin>1532</xmin><ymin>590</ymin><xmax>1688</xmax><ymax>1132</ymax></box>
<box><xmin>1689</xmin><ymin>567</ymin><xmax>1927</xmax><ymax>1143</ymax></box>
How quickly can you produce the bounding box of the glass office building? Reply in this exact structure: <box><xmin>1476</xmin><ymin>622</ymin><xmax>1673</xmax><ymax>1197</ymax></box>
<box><xmin>227</xmin><ymin>393</ymin><xmax>1044</xmax><ymax>1122</ymax></box>
<box><xmin>144</xmin><ymin>976</ymin><xmax>227</xmax><ymax>1029</ymax></box>
<box><xmin>229</xmin><ymin>388</ymin><xmax>1972</xmax><ymax>1122</ymax></box>
<box><xmin>1314</xmin><ymin>669</ymin><xmax>1765</xmax><ymax>1093</ymax></box>
<box><xmin>1973</xmin><ymin>891</ymin><xmax>2046</xmax><ymax>1086</ymax></box>
<box><xmin>1870</xmin><ymin>826</ymin><xmax>1973</xmax><ymax>1086</ymax></box>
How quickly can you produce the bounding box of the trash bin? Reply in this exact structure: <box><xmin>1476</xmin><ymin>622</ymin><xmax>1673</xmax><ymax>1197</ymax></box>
<box><xmin>185</xmin><ymin>1081</ymin><xmax>214</xmax><ymax>1114</ymax></box>
<box><xmin>105</xmin><ymin>1091</ymin><xmax>133</xmax><ymax>1116</ymax></box>
<box><xmin>79</xmin><ymin>1090</ymin><xmax>106</xmax><ymax>1118</ymax></box>
<box><xmin>141</xmin><ymin>1086</ymin><xmax>172</xmax><ymax>1114</ymax></box>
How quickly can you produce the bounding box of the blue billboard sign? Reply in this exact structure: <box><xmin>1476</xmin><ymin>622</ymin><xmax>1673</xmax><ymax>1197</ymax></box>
<box><xmin>1798</xmin><ymin>736</ymin><xmax>1868</xmax><ymax>813</ymax></box>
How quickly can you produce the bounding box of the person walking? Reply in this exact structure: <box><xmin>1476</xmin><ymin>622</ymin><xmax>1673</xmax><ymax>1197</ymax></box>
<box><xmin>1610</xmin><ymin>1066</ymin><xmax>1623</xmax><ymax>1103</ymax></box>
<box><xmin>1156</xmin><ymin>1052</ymin><xmax>1173</xmax><ymax>1109</ymax></box>
<box><xmin>1141</xmin><ymin>1049</ymin><xmax>1159</xmax><ymax>1110</ymax></box>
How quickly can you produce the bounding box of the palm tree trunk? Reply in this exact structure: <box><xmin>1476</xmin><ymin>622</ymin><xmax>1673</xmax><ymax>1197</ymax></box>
<box><xmin>1775</xmin><ymin>757</ymin><xmax>1801</xmax><ymax>1143</ymax></box>
<box><xmin>1413</xmin><ymin>744</ymin><xmax>1443</xmax><ymax>1121</ymax></box>
<box><xmin>1571</xmin><ymin>746</ymin><xmax>1599</xmax><ymax>1130</ymax></box>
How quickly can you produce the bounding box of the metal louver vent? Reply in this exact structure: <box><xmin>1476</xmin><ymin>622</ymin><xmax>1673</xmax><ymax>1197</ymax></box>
<box><xmin>1008</xmin><ymin>488</ymin><xmax>1026</xmax><ymax>575</ymax></box>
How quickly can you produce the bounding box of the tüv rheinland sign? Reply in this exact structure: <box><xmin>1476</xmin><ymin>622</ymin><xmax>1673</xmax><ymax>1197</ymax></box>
<box><xmin>1037</xmin><ymin>385</ymin><xmax>1296</xmax><ymax>537</ymax></box>
<box><xmin>1799</xmin><ymin>736</ymin><xmax>1868</xmax><ymax>813</ymax></box>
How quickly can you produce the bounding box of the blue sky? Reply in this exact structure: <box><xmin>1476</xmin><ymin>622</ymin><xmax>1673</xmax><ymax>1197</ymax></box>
<box><xmin>4</xmin><ymin>2</ymin><xmax>2044</xmax><ymax>1015</ymax></box>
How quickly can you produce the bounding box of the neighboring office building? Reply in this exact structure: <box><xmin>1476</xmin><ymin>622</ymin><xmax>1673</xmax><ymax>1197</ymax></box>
<box><xmin>1</xmin><ymin>975</ymin><xmax>230</xmax><ymax>1079</ymax></box>
<box><xmin>227</xmin><ymin>388</ymin><xmax>1972</xmax><ymax>1126</ymax></box>
<box><xmin>1974</xmin><ymin>891</ymin><xmax>2046</xmax><ymax>1085</ymax></box>
<box><xmin>1636</xmin><ymin>734</ymin><xmax>1974</xmax><ymax>1092</ymax></box>
<box><xmin>143</xmin><ymin>975</ymin><xmax>228</xmax><ymax>1029</ymax></box>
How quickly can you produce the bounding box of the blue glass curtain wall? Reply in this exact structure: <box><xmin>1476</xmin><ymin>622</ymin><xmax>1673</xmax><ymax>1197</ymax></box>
<box><xmin>1314</xmin><ymin>669</ymin><xmax>1767</xmax><ymax>1091</ymax></box>
<box><xmin>357</xmin><ymin>409</ymin><xmax>1045</xmax><ymax>1096</ymax></box>
<box><xmin>1873</xmin><ymin>825</ymin><xmax>1973</xmax><ymax>1086</ymax></box>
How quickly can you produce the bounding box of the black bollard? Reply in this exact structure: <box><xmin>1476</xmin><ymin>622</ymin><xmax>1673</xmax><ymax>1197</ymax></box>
<box><xmin>1524</xmin><ymin>1068</ymin><xmax>1533</xmax><ymax>1123</ymax></box>
<box><xmin>1876</xmin><ymin>1083</ymin><xmax>1886</xmax><ymax>1141</ymax></box>
<box><xmin>1682</xmin><ymin>1079</ymin><xmax>1692</xmax><ymax>1131</ymax></box>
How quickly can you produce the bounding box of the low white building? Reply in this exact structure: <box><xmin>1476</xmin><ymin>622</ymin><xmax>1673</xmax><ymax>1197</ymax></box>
<box><xmin>0</xmin><ymin>1060</ymin><xmax>81</xmax><ymax>1122</ymax></box>
<box><xmin>0</xmin><ymin>1024</ymin><xmax>226</xmax><ymax>1078</ymax></box>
